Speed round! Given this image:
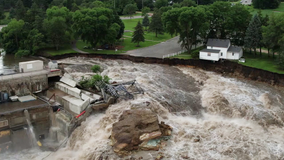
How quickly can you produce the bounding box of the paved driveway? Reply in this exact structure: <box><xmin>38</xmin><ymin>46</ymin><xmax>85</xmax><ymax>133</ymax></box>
<box><xmin>125</xmin><ymin>36</ymin><xmax>182</xmax><ymax>58</ymax></box>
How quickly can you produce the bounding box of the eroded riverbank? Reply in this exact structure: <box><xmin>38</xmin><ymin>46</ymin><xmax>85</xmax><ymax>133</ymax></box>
<box><xmin>1</xmin><ymin>57</ymin><xmax>284</xmax><ymax>160</ymax></box>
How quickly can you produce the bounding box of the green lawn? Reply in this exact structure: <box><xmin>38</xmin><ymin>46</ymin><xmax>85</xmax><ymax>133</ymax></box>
<box><xmin>240</xmin><ymin>52</ymin><xmax>284</xmax><ymax>74</ymax></box>
<box><xmin>75</xmin><ymin>18</ymin><xmax>174</xmax><ymax>54</ymax></box>
<box><xmin>122</xmin><ymin>18</ymin><xmax>173</xmax><ymax>42</ymax></box>
<box><xmin>76</xmin><ymin>37</ymin><xmax>159</xmax><ymax>54</ymax></box>
<box><xmin>43</xmin><ymin>45</ymin><xmax>77</xmax><ymax>56</ymax></box>
<box><xmin>122</xmin><ymin>18</ymin><xmax>144</xmax><ymax>31</ymax></box>
<box><xmin>246</xmin><ymin>3</ymin><xmax>284</xmax><ymax>16</ymax></box>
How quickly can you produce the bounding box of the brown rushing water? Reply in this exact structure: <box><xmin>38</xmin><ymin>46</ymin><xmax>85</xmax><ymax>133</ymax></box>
<box><xmin>1</xmin><ymin>57</ymin><xmax>284</xmax><ymax>160</ymax></box>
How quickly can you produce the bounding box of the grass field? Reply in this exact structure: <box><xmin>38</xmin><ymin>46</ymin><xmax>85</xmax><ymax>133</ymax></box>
<box><xmin>240</xmin><ymin>52</ymin><xmax>284</xmax><ymax>74</ymax></box>
<box><xmin>247</xmin><ymin>3</ymin><xmax>284</xmax><ymax>16</ymax></box>
<box><xmin>76</xmin><ymin>37</ymin><xmax>159</xmax><ymax>54</ymax></box>
<box><xmin>75</xmin><ymin>18</ymin><xmax>173</xmax><ymax>54</ymax></box>
<box><xmin>43</xmin><ymin>45</ymin><xmax>77</xmax><ymax>56</ymax></box>
<box><xmin>122</xmin><ymin>18</ymin><xmax>173</xmax><ymax>42</ymax></box>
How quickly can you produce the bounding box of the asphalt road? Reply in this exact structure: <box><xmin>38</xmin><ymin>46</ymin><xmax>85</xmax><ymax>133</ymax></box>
<box><xmin>125</xmin><ymin>36</ymin><xmax>182</xmax><ymax>58</ymax></box>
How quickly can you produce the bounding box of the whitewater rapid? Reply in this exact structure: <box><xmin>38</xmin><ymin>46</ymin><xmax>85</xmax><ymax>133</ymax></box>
<box><xmin>1</xmin><ymin>57</ymin><xmax>284</xmax><ymax>160</ymax></box>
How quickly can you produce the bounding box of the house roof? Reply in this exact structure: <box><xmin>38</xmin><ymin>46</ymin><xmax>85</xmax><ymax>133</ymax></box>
<box><xmin>228</xmin><ymin>46</ymin><xmax>242</xmax><ymax>53</ymax></box>
<box><xmin>207</xmin><ymin>39</ymin><xmax>230</xmax><ymax>48</ymax></box>
<box><xmin>200</xmin><ymin>49</ymin><xmax>220</xmax><ymax>53</ymax></box>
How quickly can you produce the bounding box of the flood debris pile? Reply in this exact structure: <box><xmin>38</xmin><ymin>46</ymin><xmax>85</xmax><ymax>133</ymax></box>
<box><xmin>47</xmin><ymin>63</ymin><xmax>145</xmax><ymax>145</ymax></box>
<box><xmin>111</xmin><ymin>109</ymin><xmax>172</xmax><ymax>156</ymax></box>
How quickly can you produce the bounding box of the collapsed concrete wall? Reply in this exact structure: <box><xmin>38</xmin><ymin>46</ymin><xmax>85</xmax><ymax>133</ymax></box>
<box><xmin>47</xmin><ymin>53</ymin><xmax>284</xmax><ymax>87</ymax></box>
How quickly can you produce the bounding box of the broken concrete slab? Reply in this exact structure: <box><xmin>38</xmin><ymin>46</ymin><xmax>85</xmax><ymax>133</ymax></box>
<box><xmin>61</xmin><ymin>95</ymin><xmax>89</xmax><ymax>114</ymax></box>
<box><xmin>18</xmin><ymin>95</ymin><xmax>36</xmax><ymax>102</ymax></box>
<box><xmin>55</xmin><ymin>82</ymin><xmax>81</xmax><ymax>99</ymax></box>
<box><xmin>60</xmin><ymin>75</ymin><xmax>76</xmax><ymax>87</ymax></box>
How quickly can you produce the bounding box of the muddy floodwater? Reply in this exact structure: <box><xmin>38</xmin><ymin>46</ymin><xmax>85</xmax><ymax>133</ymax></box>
<box><xmin>1</xmin><ymin>57</ymin><xmax>284</xmax><ymax>160</ymax></box>
<box><xmin>0</xmin><ymin>51</ymin><xmax>47</xmax><ymax>75</ymax></box>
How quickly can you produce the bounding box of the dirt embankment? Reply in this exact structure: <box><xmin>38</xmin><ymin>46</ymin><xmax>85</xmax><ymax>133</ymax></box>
<box><xmin>45</xmin><ymin>53</ymin><xmax>284</xmax><ymax>87</ymax></box>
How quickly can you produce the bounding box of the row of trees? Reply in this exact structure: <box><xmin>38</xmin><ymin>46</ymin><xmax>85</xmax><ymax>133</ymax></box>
<box><xmin>0</xmin><ymin>3</ymin><xmax>124</xmax><ymax>56</ymax></box>
<box><xmin>154</xmin><ymin>2</ymin><xmax>252</xmax><ymax>53</ymax></box>
<box><xmin>253</xmin><ymin>0</ymin><xmax>281</xmax><ymax>9</ymax></box>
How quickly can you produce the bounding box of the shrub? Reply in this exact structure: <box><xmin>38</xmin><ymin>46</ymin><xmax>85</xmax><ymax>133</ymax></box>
<box><xmin>191</xmin><ymin>50</ymin><xmax>200</xmax><ymax>59</ymax></box>
<box><xmin>91</xmin><ymin>65</ymin><xmax>101</xmax><ymax>73</ymax></box>
<box><xmin>103</xmin><ymin>75</ymin><xmax>111</xmax><ymax>84</ymax></box>
<box><xmin>79</xmin><ymin>76</ymin><xmax>91</xmax><ymax>88</ymax></box>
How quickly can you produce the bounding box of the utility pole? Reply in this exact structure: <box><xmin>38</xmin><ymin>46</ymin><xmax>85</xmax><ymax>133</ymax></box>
<box><xmin>114</xmin><ymin>0</ymin><xmax>115</xmax><ymax>9</ymax></box>
<box><xmin>142</xmin><ymin>0</ymin><xmax>144</xmax><ymax>9</ymax></box>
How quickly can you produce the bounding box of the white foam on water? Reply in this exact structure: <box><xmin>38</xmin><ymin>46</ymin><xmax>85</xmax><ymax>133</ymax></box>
<box><xmin>2</xmin><ymin>58</ymin><xmax>284</xmax><ymax>160</ymax></box>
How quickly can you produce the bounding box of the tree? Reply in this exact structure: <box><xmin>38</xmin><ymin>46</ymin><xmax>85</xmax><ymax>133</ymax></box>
<box><xmin>142</xmin><ymin>14</ymin><xmax>150</xmax><ymax>30</ymax></box>
<box><xmin>258</xmin><ymin>10</ymin><xmax>269</xmax><ymax>54</ymax></box>
<box><xmin>22</xmin><ymin>0</ymin><xmax>32</xmax><ymax>8</ymax></box>
<box><xmin>178</xmin><ymin>7</ymin><xmax>209</xmax><ymax>53</ymax></box>
<box><xmin>181</xmin><ymin>0</ymin><xmax>196</xmax><ymax>7</ymax></box>
<box><xmin>113</xmin><ymin>10</ymin><xmax>125</xmax><ymax>40</ymax></box>
<box><xmin>0</xmin><ymin>5</ymin><xmax>5</xmax><ymax>20</ymax></box>
<box><xmin>160</xmin><ymin>6</ymin><xmax>172</xmax><ymax>13</ymax></box>
<box><xmin>72</xmin><ymin>8</ymin><xmax>122</xmax><ymax>49</ymax></box>
<box><xmin>155</xmin><ymin>0</ymin><xmax>168</xmax><ymax>9</ymax></box>
<box><xmin>132</xmin><ymin>21</ymin><xmax>145</xmax><ymax>46</ymax></box>
<box><xmin>24</xmin><ymin>2</ymin><xmax>44</xmax><ymax>23</ymax></box>
<box><xmin>253</xmin><ymin>0</ymin><xmax>280</xmax><ymax>9</ymax></box>
<box><xmin>244</xmin><ymin>14</ymin><xmax>262</xmax><ymax>55</ymax></box>
<box><xmin>163</xmin><ymin>6</ymin><xmax>209</xmax><ymax>53</ymax></box>
<box><xmin>44</xmin><ymin>6</ymin><xmax>71</xmax><ymax>50</ymax></box>
<box><xmin>262</xmin><ymin>13</ymin><xmax>284</xmax><ymax>58</ymax></box>
<box><xmin>141</xmin><ymin>7</ymin><xmax>150</xmax><ymax>16</ymax></box>
<box><xmin>23</xmin><ymin>29</ymin><xmax>45</xmax><ymax>54</ymax></box>
<box><xmin>115</xmin><ymin>0</ymin><xmax>135</xmax><ymax>15</ymax></box>
<box><xmin>149</xmin><ymin>10</ymin><xmax>164</xmax><ymax>37</ymax></box>
<box><xmin>15</xmin><ymin>0</ymin><xmax>26</xmax><ymax>20</ymax></box>
<box><xmin>229</xmin><ymin>3</ymin><xmax>251</xmax><ymax>46</ymax></box>
<box><xmin>0</xmin><ymin>19</ymin><xmax>25</xmax><ymax>53</ymax></box>
<box><xmin>135</xmin><ymin>0</ymin><xmax>154</xmax><ymax>10</ymax></box>
<box><xmin>277</xmin><ymin>51</ymin><xmax>284</xmax><ymax>70</ymax></box>
<box><xmin>123</xmin><ymin>4</ymin><xmax>138</xmax><ymax>19</ymax></box>
<box><xmin>172</xmin><ymin>3</ymin><xmax>181</xmax><ymax>8</ymax></box>
<box><xmin>162</xmin><ymin>8</ymin><xmax>182</xmax><ymax>37</ymax></box>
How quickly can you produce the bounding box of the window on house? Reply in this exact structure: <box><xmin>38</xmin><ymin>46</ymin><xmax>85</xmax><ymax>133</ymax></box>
<box><xmin>221</xmin><ymin>52</ymin><xmax>223</xmax><ymax>56</ymax></box>
<box><xmin>232</xmin><ymin>53</ymin><xmax>234</xmax><ymax>56</ymax></box>
<box><xmin>207</xmin><ymin>53</ymin><xmax>211</xmax><ymax>56</ymax></box>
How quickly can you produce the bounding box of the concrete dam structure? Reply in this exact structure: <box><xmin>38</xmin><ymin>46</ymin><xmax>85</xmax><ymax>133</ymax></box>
<box><xmin>0</xmin><ymin>60</ymin><xmax>61</xmax><ymax>152</ymax></box>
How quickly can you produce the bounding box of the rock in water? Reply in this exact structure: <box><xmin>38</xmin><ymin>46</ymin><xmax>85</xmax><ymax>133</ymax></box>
<box><xmin>111</xmin><ymin>109</ymin><xmax>172</xmax><ymax>155</ymax></box>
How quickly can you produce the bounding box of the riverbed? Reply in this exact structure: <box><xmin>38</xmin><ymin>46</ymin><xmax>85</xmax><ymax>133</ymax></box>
<box><xmin>1</xmin><ymin>57</ymin><xmax>284</xmax><ymax>160</ymax></box>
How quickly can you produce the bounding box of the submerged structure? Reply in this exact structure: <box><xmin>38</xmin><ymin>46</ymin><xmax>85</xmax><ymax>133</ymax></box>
<box><xmin>0</xmin><ymin>60</ymin><xmax>144</xmax><ymax>152</ymax></box>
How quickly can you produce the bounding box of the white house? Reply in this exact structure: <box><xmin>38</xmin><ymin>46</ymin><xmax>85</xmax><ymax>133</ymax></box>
<box><xmin>240</xmin><ymin>0</ymin><xmax>252</xmax><ymax>5</ymax></box>
<box><xmin>199</xmin><ymin>39</ymin><xmax>243</xmax><ymax>61</ymax></box>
